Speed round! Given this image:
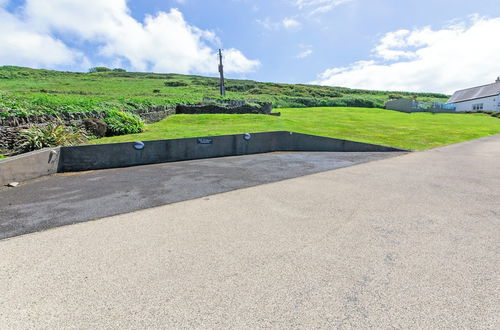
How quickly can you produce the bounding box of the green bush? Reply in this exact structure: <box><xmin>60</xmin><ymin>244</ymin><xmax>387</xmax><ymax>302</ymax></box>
<box><xmin>18</xmin><ymin>121</ymin><xmax>88</xmax><ymax>152</ymax></box>
<box><xmin>164</xmin><ymin>81</ymin><xmax>189</xmax><ymax>87</ymax></box>
<box><xmin>88</xmin><ymin>67</ymin><xmax>112</xmax><ymax>73</ymax></box>
<box><xmin>104</xmin><ymin>110</ymin><xmax>144</xmax><ymax>136</ymax></box>
<box><xmin>112</xmin><ymin>68</ymin><xmax>126</xmax><ymax>72</ymax></box>
<box><xmin>388</xmin><ymin>94</ymin><xmax>405</xmax><ymax>100</ymax></box>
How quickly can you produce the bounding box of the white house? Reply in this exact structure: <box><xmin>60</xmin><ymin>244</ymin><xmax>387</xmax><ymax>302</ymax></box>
<box><xmin>447</xmin><ymin>77</ymin><xmax>500</xmax><ymax>111</ymax></box>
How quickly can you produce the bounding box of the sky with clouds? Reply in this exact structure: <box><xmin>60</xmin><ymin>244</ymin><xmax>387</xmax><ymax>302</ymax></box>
<box><xmin>0</xmin><ymin>0</ymin><xmax>499</xmax><ymax>93</ymax></box>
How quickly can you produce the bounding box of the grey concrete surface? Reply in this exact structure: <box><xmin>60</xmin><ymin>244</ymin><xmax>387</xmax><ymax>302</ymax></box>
<box><xmin>59</xmin><ymin>131</ymin><xmax>405</xmax><ymax>172</ymax></box>
<box><xmin>0</xmin><ymin>151</ymin><xmax>402</xmax><ymax>240</ymax></box>
<box><xmin>0</xmin><ymin>147</ymin><xmax>60</xmax><ymax>186</ymax></box>
<box><xmin>0</xmin><ymin>135</ymin><xmax>499</xmax><ymax>329</ymax></box>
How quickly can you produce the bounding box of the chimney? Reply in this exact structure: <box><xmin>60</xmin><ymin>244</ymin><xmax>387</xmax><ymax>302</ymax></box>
<box><xmin>496</xmin><ymin>76</ymin><xmax>500</xmax><ymax>83</ymax></box>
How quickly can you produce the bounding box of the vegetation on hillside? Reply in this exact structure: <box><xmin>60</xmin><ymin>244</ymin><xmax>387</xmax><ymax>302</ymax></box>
<box><xmin>92</xmin><ymin>107</ymin><xmax>500</xmax><ymax>151</ymax></box>
<box><xmin>0</xmin><ymin>66</ymin><xmax>450</xmax><ymax>118</ymax></box>
<box><xmin>17</xmin><ymin>121</ymin><xmax>88</xmax><ymax>152</ymax></box>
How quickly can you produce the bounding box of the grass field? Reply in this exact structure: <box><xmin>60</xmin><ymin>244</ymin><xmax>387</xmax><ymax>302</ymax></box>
<box><xmin>2</xmin><ymin>66</ymin><xmax>497</xmax><ymax>152</ymax></box>
<box><xmin>92</xmin><ymin>107</ymin><xmax>500</xmax><ymax>150</ymax></box>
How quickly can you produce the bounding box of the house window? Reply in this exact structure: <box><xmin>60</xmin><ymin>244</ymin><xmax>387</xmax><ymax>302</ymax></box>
<box><xmin>472</xmin><ymin>103</ymin><xmax>484</xmax><ymax>110</ymax></box>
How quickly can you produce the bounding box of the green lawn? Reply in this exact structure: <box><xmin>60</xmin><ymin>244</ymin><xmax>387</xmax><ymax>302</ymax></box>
<box><xmin>0</xmin><ymin>155</ymin><xmax>7</xmax><ymax>159</ymax></box>
<box><xmin>91</xmin><ymin>107</ymin><xmax>500</xmax><ymax>150</ymax></box>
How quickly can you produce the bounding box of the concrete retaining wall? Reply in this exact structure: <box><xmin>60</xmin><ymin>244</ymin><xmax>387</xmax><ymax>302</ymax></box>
<box><xmin>0</xmin><ymin>147</ymin><xmax>60</xmax><ymax>186</ymax></box>
<box><xmin>58</xmin><ymin>132</ymin><xmax>405</xmax><ymax>172</ymax></box>
<box><xmin>0</xmin><ymin>132</ymin><xmax>406</xmax><ymax>184</ymax></box>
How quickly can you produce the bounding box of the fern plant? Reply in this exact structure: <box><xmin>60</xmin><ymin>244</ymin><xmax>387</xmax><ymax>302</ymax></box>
<box><xmin>18</xmin><ymin>120</ymin><xmax>88</xmax><ymax>152</ymax></box>
<box><xmin>103</xmin><ymin>110</ymin><xmax>144</xmax><ymax>136</ymax></box>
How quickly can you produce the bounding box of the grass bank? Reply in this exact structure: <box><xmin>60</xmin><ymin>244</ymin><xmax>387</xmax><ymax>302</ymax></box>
<box><xmin>91</xmin><ymin>107</ymin><xmax>500</xmax><ymax>150</ymax></box>
<box><xmin>0</xmin><ymin>66</ymin><xmax>449</xmax><ymax>118</ymax></box>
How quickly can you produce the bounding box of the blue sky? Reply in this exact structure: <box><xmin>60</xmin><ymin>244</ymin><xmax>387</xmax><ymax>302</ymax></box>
<box><xmin>1</xmin><ymin>0</ymin><xmax>499</xmax><ymax>93</ymax></box>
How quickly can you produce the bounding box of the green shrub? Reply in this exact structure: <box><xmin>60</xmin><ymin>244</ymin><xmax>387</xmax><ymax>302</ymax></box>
<box><xmin>18</xmin><ymin>121</ymin><xmax>88</xmax><ymax>152</ymax></box>
<box><xmin>112</xmin><ymin>68</ymin><xmax>126</xmax><ymax>72</ymax></box>
<box><xmin>225</xmin><ymin>83</ymin><xmax>257</xmax><ymax>92</ymax></box>
<box><xmin>88</xmin><ymin>67</ymin><xmax>112</xmax><ymax>73</ymax></box>
<box><xmin>388</xmin><ymin>94</ymin><xmax>405</xmax><ymax>100</ymax></box>
<box><xmin>104</xmin><ymin>110</ymin><xmax>144</xmax><ymax>136</ymax></box>
<box><xmin>164</xmin><ymin>81</ymin><xmax>189</xmax><ymax>87</ymax></box>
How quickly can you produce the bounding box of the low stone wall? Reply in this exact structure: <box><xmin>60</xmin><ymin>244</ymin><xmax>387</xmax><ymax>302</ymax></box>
<box><xmin>0</xmin><ymin>107</ymin><xmax>176</xmax><ymax>154</ymax></box>
<box><xmin>0</xmin><ymin>111</ymin><xmax>109</xmax><ymax>154</ymax></box>
<box><xmin>134</xmin><ymin>106</ymin><xmax>176</xmax><ymax>123</ymax></box>
<box><xmin>0</xmin><ymin>126</ymin><xmax>21</xmax><ymax>153</ymax></box>
<box><xmin>1</xmin><ymin>103</ymin><xmax>270</xmax><ymax>154</ymax></box>
<box><xmin>0</xmin><ymin>111</ymin><xmax>108</xmax><ymax>127</ymax></box>
<box><xmin>176</xmin><ymin>103</ymin><xmax>272</xmax><ymax>115</ymax></box>
<box><xmin>0</xmin><ymin>106</ymin><xmax>176</xmax><ymax>127</ymax></box>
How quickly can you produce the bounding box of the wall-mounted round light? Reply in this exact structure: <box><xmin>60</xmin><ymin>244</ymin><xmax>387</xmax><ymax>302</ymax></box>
<box><xmin>243</xmin><ymin>133</ymin><xmax>252</xmax><ymax>141</ymax></box>
<box><xmin>133</xmin><ymin>141</ymin><xmax>145</xmax><ymax>150</ymax></box>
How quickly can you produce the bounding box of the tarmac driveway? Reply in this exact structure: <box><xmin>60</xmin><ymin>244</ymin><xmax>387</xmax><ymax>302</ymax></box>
<box><xmin>0</xmin><ymin>151</ymin><xmax>401</xmax><ymax>240</ymax></box>
<box><xmin>0</xmin><ymin>136</ymin><xmax>498</xmax><ymax>328</ymax></box>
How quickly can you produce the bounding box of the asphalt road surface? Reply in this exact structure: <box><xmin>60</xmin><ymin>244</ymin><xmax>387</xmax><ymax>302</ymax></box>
<box><xmin>0</xmin><ymin>151</ymin><xmax>402</xmax><ymax>240</ymax></box>
<box><xmin>0</xmin><ymin>136</ymin><xmax>499</xmax><ymax>328</ymax></box>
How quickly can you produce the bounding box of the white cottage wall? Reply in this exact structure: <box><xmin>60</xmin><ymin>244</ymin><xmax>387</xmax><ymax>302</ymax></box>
<box><xmin>453</xmin><ymin>94</ymin><xmax>500</xmax><ymax>111</ymax></box>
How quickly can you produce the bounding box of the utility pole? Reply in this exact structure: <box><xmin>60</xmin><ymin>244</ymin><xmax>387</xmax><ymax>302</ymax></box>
<box><xmin>218</xmin><ymin>49</ymin><xmax>225</xmax><ymax>97</ymax></box>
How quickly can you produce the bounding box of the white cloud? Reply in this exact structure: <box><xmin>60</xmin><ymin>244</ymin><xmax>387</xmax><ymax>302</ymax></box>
<box><xmin>296</xmin><ymin>49</ymin><xmax>313</xmax><ymax>58</ymax></box>
<box><xmin>0</xmin><ymin>4</ymin><xmax>88</xmax><ymax>69</ymax></box>
<box><xmin>256</xmin><ymin>18</ymin><xmax>280</xmax><ymax>30</ymax></box>
<box><xmin>283</xmin><ymin>17</ymin><xmax>301</xmax><ymax>29</ymax></box>
<box><xmin>0</xmin><ymin>0</ymin><xmax>259</xmax><ymax>74</ymax></box>
<box><xmin>314</xmin><ymin>16</ymin><xmax>500</xmax><ymax>93</ymax></box>
<box><xmin>296</xmin><ymin>44</ymin><xmax>313</xmax><ymax>59</ymax></box>
<box><xmin>257</xmin><ymin>17</ymin><xmax>302</xmax><ymax>31</ymax></box>
<box><xmin>291</xmin><ymin>0</ymin><xmax>352</xmax><ymax>15</ymax></box>
<box><xmin>222</xmin><ymin>48</ymin><xmax>262</xmax><ymax>73</ymax></box>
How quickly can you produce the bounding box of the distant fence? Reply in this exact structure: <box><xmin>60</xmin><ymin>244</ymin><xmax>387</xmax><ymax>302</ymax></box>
<box><xmin>385</xmin><ymin>98</ymin><xmax>456</xmax><ymax>113</ymax></box>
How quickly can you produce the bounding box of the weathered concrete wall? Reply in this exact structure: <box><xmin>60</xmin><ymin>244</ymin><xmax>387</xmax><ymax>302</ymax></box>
<box><xmin>289</xmin><ymin>132</ymin><xmax>403</xmax><ymax>152</ymax></box>
<box><xmin>0</xmin><ymin>132</ymin><xmax>406</xmax><ymax>184</ymax></box>
<box><xmin>0</xmin><ymin>147</ymin><xmax>60</xmax><ymax>186</ymax></box>
<box><xmin>385</xmin><ymin>99</ymin><xmax>415</xmax><ymax>112</ymax></box>
<box><xmin>58</xmin><ymin>132</ymin><xmax>286</xmax><ymax>172</ymax></box>
<box><xmin>58</xmin><ymin>132</ymin><xmax>405</xmax><ymax>172</ymax></box>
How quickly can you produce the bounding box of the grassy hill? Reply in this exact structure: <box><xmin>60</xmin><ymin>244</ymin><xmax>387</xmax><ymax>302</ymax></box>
<box><xmin>2</xmin><ymin>66</ymin><xmax>499</xmax><ymax>153</ymax></box>
<box><xmin>0</xmin><ymin>66</ymin><xmax>450</xmax><ymax>118</ymax></box>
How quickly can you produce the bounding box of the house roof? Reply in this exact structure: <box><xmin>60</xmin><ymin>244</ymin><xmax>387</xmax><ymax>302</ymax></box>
<box><xmin>448</xmin><ymin>81</ymin><xmax>500</xmax><ymax>104</ymax></box>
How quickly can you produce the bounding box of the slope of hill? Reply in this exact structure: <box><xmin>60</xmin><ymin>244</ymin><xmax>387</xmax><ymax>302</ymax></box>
<box><xmin>0</xmin><ymin>66</ymin><xmax>449</xmax><ymax>118</ymax></box>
